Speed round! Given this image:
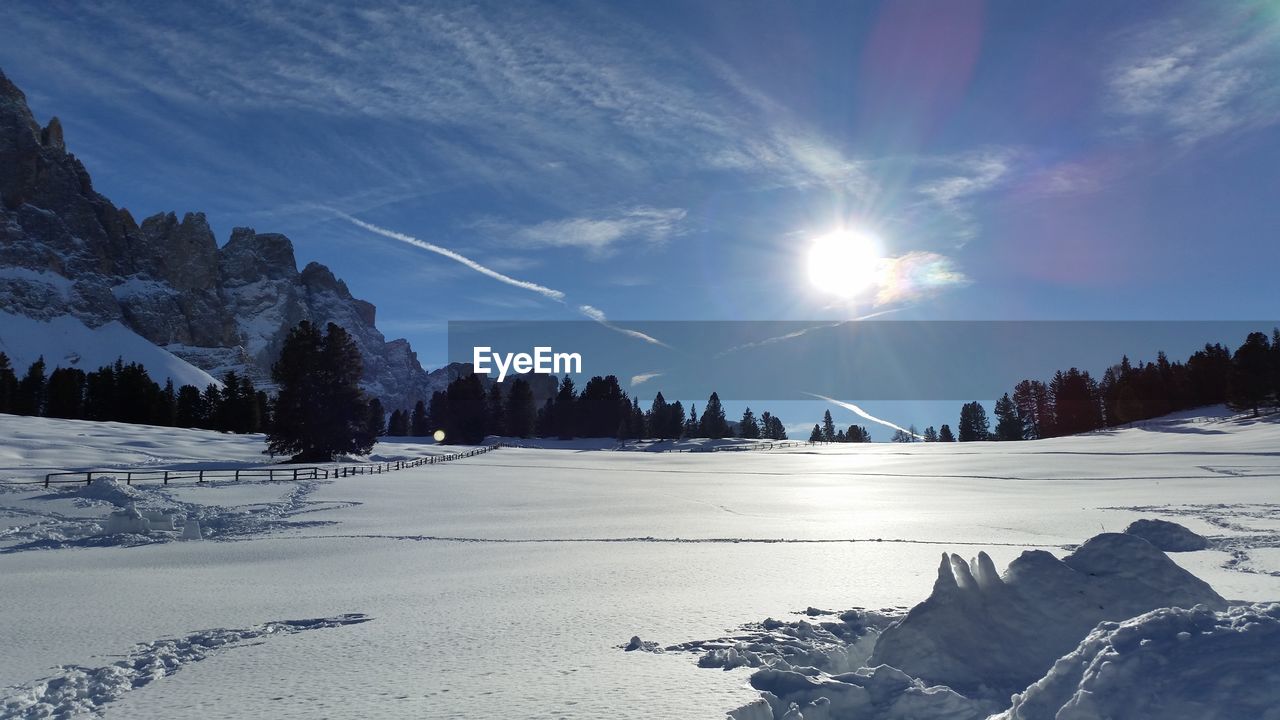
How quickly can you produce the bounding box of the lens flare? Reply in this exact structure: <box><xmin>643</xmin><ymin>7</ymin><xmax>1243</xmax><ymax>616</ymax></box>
<box><xmin>806</xmin><ymin>229</ymin><xmax>885</xmax><ymax>298</ymax></box>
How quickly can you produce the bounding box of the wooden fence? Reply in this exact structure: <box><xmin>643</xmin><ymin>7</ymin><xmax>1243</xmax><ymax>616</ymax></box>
<box><xmin>38</xmin><ymin>445</ymin><xmax>500</xmax><ymax>488</ymax></box>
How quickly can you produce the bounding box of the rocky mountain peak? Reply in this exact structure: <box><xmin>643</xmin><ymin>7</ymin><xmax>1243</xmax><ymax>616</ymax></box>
<box><xmin>219</xmin><ymin>227</ymin><xmax>300</xmax><ymax>284</ymax></box>
<box><xmin>40</xmin><ymin>116</ymin><xmax>64</xmax><ymax>151</ymax></box>
<box><xmin>134</xmin><ymin>211</ymin><xmax>220</xmax><ymax>291</ymax></box>
<box><xmin>0</xmin><ymin>67</ymin><xmax>447</xmax><ymax>409</ymax></box>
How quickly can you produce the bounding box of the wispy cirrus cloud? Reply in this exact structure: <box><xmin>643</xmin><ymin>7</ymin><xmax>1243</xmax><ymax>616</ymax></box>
<box><xmin>914</xmin><ymin>149</ymin><xmax>1017</xmax><ymax>243</ymax></box>
<box><xmin>1105</xmin><ymin>10</ymin><xmax>1280</xmax><ymax>145</ymax></box>
<box><xmin>1</xmin><ymin>1</ymin><xmax>870</xmax><ymax>198</ymax></box>
<box><xmin>486</xmin><ymin>206</ymin><xmax>687</xmax><ymax>258</ymax></box>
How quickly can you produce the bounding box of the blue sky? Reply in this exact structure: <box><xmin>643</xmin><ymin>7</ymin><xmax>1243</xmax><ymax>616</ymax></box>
<box><xmin>3</xmin><ymin>0</ymin><xmax>1278</xmax><ymax>435</ymax></box>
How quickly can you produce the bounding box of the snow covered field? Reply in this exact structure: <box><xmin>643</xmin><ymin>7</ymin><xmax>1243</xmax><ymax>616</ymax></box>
<box><xmin>1</xmin><ymin>408</ymin><xmax>1277</xmax><ymax>718</ymax></box>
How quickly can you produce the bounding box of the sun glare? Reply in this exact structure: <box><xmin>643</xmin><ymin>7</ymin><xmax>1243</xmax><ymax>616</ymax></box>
<box><xmin>806</xmin><ymin>229</ymin><xmax>884</xmax><ymax>298</ymax></box>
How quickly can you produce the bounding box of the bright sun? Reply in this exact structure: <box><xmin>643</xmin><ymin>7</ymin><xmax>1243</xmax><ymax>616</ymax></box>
<box><xmin>806</xmin><ymin>229</ymin><xmax>884</xmax><ymax>298</ymax></box>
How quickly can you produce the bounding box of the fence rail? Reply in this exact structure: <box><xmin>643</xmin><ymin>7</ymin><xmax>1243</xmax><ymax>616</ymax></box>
<box><xmin>37</xmin><ymin>445</ymin><xmax>500</xmax><ymax>488</ymax></box>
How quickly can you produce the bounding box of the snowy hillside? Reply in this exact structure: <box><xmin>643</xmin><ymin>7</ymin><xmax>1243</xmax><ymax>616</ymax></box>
<box><xmin>0</xmin><ymin>311</ymin><xmax>218</xmax><ymax>388</ymax></box>
<box><xmin>0</xmin><ymin>409</ymin><xmax>1277</xmax><ymax>718</ymax></box>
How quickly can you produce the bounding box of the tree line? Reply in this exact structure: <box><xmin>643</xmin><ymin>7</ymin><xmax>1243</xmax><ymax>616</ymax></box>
<box><xmin>410</xmin><ymin>372</ymin><xmax>790</xmax><ymax>445</ymax></box>
<box><xmin>903</xmin><ymin>328</ymin><xmax>1280</xmax><ymax>443</ymax></box>
<box><xmin>0</xmin><ymin>353</ymin><xmax>269</xmax><ymax>433</ymax></box>
<box><xmin>806</xmin><ymin>409</ymin><xmax>873</xmax><ymax>443</ymax></box>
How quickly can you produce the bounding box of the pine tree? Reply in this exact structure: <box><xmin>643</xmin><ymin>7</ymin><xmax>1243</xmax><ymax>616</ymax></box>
<box><xmin>444</xmin><ymin>373</ymin><xmax>489</xmax><ymax>443</ymax></box>
<box><xmin>45</xmin><ymin>367</ymin><xmax>86</xmax><ymax>419</ymax></box>
<box><xmin>647</xmin><ymin>393</ymin><xmax>670</xmax><ymax>440</ymax></box>
<box><xmin>808</xmin><ymin>424</ymin><xmax>823</xmax><ymax>443</ymax></box>
<box><xmin>684</xmin><ymin>404</ymin><xmax>699</xmax><ymax>438</ymax></box>
<box><xmin>821</xmin><ymin>409</ymin><xmax>836</xmax><ymax>443</ymax></box>
<box><xmin>938</xmin><ymin>424</ymin><xmax>955</xmax><ymax>442</ymax></box>
<box><xmin>535</xmin><ymin>398</ymin><xmax>554</xmax><ymax>437</ymax></box>
<box><xmin>1272</xmin><ymin>328</ymin><xmax>1280</xmax><ymax>404</ymax></box>
<box><xmin>200</xmin><ymin>384</ymin><xmax>222</xmax><ymax>429</ymax></box>
<box><xmin>504</xmin><ymin>378</ymin><xmax>536</xmax><ymax>438</ymax></box>
<box><xmin>487</xmin><ymin>384</ymin><xmax>507</xmax><ymax>437</ymax></box>
<box><xmin>578</xmin><ymin>376</ymin><xmax>627</xmax><ymax>438</ymax></box>
<box><xmin>664</xmin><ymin>400</ymin><xmax>681</xmax><ymax>439</ymax></box>
<box><xmin>410</xmin><ymin>399</ymin><xmax>430</xmax><ymax>436</ymax></box>
<box><xmin>365</xmin><ymin>397</ymin><xmax>387</xmax><ymax>437</ymax></box>
<box><xmin>552</xmin><ymin>375</ymin><xmax>577</xmax><ymax>440</ymax></box>
<box><xmin>0</xmin><ymin>353</ymin><xmax>16</xmax><ymax>414</ymax></box>
<box><xmin>957</xmin><ymin>401</ymin><xmax>990</xmax><ymax>441</ymax></box>
<box><xmin>993</xmin><ymin>393</ymin><xmax>1023</xmax><ymax>441</ymax></box>
<box><xmin>1229</xmin><ymin>331</ymin><xmax>1273</xmax><ymax>416</ymax></box>
<box><xmin>1049</xmin><ymin>368</ymin><xmax>1103</xmax><ymax>436</ymax></box>
<box><xmin>768</xmin><ymin>414</ymin><xmax>787</xmax><ymax>440</ymax></box>
<box><xmin>159</xmin><ymin>379</ymin><xmax>177</xmax><ymax>427</ymax></box>
<box><xmin>176</xmin><ymin>385</ymin><xmax>203</xmax><ymax>427</ymax></box>
<box><xmin>699</xmin><ymin>392</ymin><xmax>729</xmax><ymax>439</ymax></box>
<box><xmin>267</xmin><ymin>321</ymin><xmax>375</xmax><ymax>461</ymax></box>
<box><xmin>387</xmin><ymin>409</ymin><xmax>409</xmax><ymax>436</ymax></box>
<box><xmin>240</xmin><ymin>377</ymin><xmax>261</xmax><ymax>432</ymax></box>
<box><xmin>217</xmin><ymin>370</ymin><xmax>241</xmax><ymax>431</ymax></box>
<box><xmin>631</xmin><ymin>397</ymin><xmax>646</xmax><ymax>439</ymax></box>
<box><xmin>923</xmin><ymin>426</ymin><xmax>938</xmax><ymax>442</ymax></box>
<box><xmin>738</xmin><ymin>407</ymin><xmax>760</xmax><ymax>439</ymax></box>
<box><xmin>1012</xmin><ymin>380</ymin><xmax>1051</xmax><ymax>439</ymax></box>
<box><xmin>256</xmin><ymin>390</ymin><xmax>272</xmax><ymax>433</ymax></box>
<box><xmin>14</xmin><ymin>356</ymin><xmax>46</xmax><ymax>416</ymax></box>
<box><xmin>892</xmin><ymin>429</ymin><xmax>912</xmax><ymax>443</ymax></box>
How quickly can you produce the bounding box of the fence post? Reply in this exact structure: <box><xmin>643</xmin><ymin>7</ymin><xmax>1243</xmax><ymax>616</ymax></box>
<box><xmin>198</xmin><ymin>470</ymin><xmax>204</xmax><ymax>483</ymax></box>
<box><xmin>293</xmin><ymin>468</ymin><xmax>299</xmax><ymax>481</ymax></box>
<box><xmin>164</xmin><ymin>471</ymin><xmax>169</xmax><ymax>486</ymax></box>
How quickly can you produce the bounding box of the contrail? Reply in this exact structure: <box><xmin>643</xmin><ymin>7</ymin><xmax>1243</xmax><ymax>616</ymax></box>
<box><xmin>578</xmin><ymin>305</ymin><xmax>669</xmax><ymax>348</ymax></box>
<box><xmin>805</xmin><ymin>392</ymin><xmax>924</xmax><ymax>440</ymax></box>
<box><xmin>713</xmin><ymin>308</ymin><xmax>903</xmax><ymax>358</ymax></box>
<box><xmin>329</xmin><ymin>209</ymin><xmax>670</xmax><ymax>348</ymax></box>
<box><xmin>328</xmin><ymin>208</ymin><xmax>566</xmax><ymax>300</ymax></box>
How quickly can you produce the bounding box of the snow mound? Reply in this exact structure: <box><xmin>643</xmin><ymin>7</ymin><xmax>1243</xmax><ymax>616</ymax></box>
<box><xmin>1124</xmin><ymin>518</ymin><xmax>1210</xmax><ymax>552</ymax></box>
<box><xmin>100</xmin><ymin>504</ymin><xmax>151</xmax><ymax>535</ymax></box>
<box><xmin>669</xmin><ymin>610</ymin><xmax>901</xmax><ymax>675</ymax></box>
<box><xmin>0</xmin><ymin>614</ymin><xmax>371</xmax><ymax>719</ymax></box>
<box><xmin>866</xmin><ymin>534</ymin><xmax>1226</xmax><ymax>697</ymax></box>
<box><xmin>999</xmin><ymin>603</ymin><xmax>1280</xmax><ymax>720</ymax></box>
<box><xmin>743</xmin><ymin>664</ymin><xmax>996</xmax><ymax>720</ymax></box>
<box><xmin>66</xmin><ymin>476</ymin><xmax>142</xmax><ymax>507</ymax></box>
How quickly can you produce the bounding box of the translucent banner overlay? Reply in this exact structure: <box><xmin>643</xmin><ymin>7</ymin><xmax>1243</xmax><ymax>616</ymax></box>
<box><xmin>447</xmin><ymin>321</ymin><xmax>1278</xmax><ymax>401</ymax></box>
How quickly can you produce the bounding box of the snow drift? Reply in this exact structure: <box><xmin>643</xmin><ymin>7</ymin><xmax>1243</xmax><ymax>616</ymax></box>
<box><xmin>999</xmin><ymin>602</ymin><xmax>1280</xmax><ymax>720</ymax></box>
<box><xmin>702</xmin><ymin>533</ymin><xmax>1251</xmax><ymax>719</ymax></box>
<box><xmin>868</xmin><ymin>533</ymin><xmax>1226</xmax><ymax>697</ymax></box>
<box><xmin>1123</xmin><ymin>518</ymin><xmax>1210</xmax><ymax>552</ymax></box>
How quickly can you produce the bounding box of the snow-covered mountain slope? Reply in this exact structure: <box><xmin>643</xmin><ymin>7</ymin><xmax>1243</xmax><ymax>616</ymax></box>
<box><xmin>0</xmin><ymin>311</ymin><xmax>217</xmax><ymax>388</ymax></box>
<box><xmin>0</xmin><ymin>67</ymin><xmax>452</xmax><ymax>407</ymax></box>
